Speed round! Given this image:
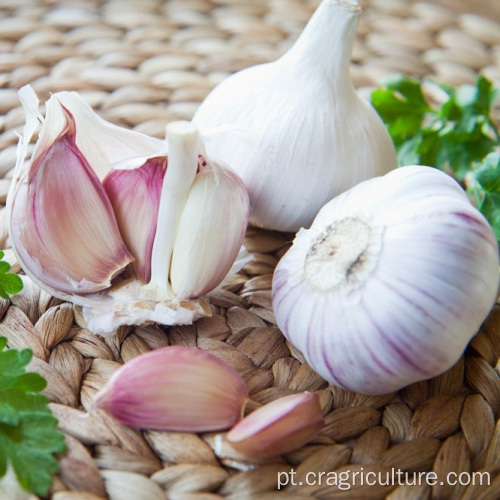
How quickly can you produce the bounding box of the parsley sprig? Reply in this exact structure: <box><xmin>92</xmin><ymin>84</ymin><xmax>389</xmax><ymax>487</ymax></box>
<box><xmin>0</xmin><ymin>250</ymin><xmax>23</xmax><ymax>299</ymax></box>
<box><xmin>371</xmin><ymin>74</ymin><xmax>500</xmax><ymax>242</ymax></box>
<box><xmin>0</xmin><ymin>250</ymin><xmax>65</xmax><ymax>495</ymax></box>
<box><xmin>0</xmin><ymin>338</ymin><xmax>66</xmax><ymax>496</ymax></box>
<box><xmin>467</xmin><ymin>151</ymin><xmax>500</xmax><ymax>242</ymax></box>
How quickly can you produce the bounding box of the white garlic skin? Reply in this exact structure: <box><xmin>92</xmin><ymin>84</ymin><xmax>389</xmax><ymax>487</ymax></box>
<box><xmin>193</xmin><ymin>0</ymin><xmax>396</xmax><ymax>232</ymax></box>
<box><xmin>272</xmin><ymin>166</ymin><xmax>499</xmax><ymax>395</ymax></box>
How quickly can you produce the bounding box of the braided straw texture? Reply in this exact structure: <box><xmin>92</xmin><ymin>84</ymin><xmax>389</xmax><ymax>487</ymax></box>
<box><xmin>0</xmin><ymin>0</ymin><xmax>499</xmax><ymax>499</ymax></box>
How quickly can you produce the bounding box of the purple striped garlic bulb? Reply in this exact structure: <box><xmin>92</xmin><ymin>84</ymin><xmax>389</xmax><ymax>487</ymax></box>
<box><xmin>272</xmin><ymin>166</ymin><xmax>499</xmax><ymax>395</ymax></box>
<box><xmin>8</xmin><ymin>86</ymin><xmax>250</xmax><ymax>335</ymax></box>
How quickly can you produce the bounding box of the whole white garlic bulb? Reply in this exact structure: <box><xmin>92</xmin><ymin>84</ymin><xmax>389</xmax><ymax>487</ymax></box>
<box><xmin>8</xmin><ymin>86</ymin><xmax>250</xmax><ymax>335</ymax></box>
<box><xmin>193</xmin><ymin>0</ymin><xmax>397</xmax><ymax>232</ymax></box>
<box><xmin>272</xmin><ymin>166</ymin><xmax>499</xmax><ymax>395</ymax></box>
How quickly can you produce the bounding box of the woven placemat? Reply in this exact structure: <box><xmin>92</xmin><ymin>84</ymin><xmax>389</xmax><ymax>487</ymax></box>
<box><xmin>0</xmin><ymin>1</ymin><xmax>499</xmax><ymax>499</ymax></box>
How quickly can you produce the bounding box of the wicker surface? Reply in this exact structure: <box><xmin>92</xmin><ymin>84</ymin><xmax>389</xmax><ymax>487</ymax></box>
<box><xmin>0</xmin><ymin>0</ymin><xmax>499</xmax><ymax>499</ymax></box>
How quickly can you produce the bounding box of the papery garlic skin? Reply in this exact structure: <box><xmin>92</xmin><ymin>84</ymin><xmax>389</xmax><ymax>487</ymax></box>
<box><xmin>54</xmin><ymin>90</ymin><xmax>164</xmax><ymax>180</ymax></box>
<box><xmin>193</xmin><ymin>0</ymin><xmax>396</xmax><ymax>232</ymax></box>
<box><xmin>8</xmin><ymin>86</ymin><xmax>250</xmax><ymax>336</ymax></box>
<box><xmin>227</xmin><ymin>392</ymin><xmax>324</xmax><ymax>460</ymax></box>
<box><xmin>94</xmin><ymin>346</ymin><xmax>248</xmax><ymax>432</ymax></box>
<box><xmin>272</xmin><ymin>166</ymin><xmax>500</xmax><ymax>395</ymax></box>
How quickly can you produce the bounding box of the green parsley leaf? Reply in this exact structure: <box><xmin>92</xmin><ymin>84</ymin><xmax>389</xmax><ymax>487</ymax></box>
<box><xmin>0</xmin><ymin>250</ymin><xmax>23</xmax><ymax>299</ymax></box>
<box><xmin>371</xmin><ymin>75</ymin><xmax>499</xmax><ymax>179</ymax></box>
<box><xmin>0</xmin><ymin>338</ymin><xmax>66</xmax><ymax>496</ymax></box>
<box><xmin>370</xmin><ymin>75</ymin><xmax>431</xmax><ymax>146</ymax></box>
<box><xmin>371</xmin><ymin>75</ymin><xmax>500</xmax><ymax>243</ymax></box>
<box><xmin>470</xmin><ymin>152</ymin><xmax>500</xmax><ymax>241</ymax></box>
<box><xmin>475</xmin><ymin>151</ymin><xmax>500</xmax><ymax>191</ymax></box>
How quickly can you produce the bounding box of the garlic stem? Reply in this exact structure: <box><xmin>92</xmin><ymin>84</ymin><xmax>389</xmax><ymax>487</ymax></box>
<box><xmin>280</xmin><ymin>0</ymin><xmax>361</xmax><ymax>87</ymax></box>
<box><xmin>148</xmin><ymin>122</ymin><xmax>199</xmax><ymax>297</ymax></box>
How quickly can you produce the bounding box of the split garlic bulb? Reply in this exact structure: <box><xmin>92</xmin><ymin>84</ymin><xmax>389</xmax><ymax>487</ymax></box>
<box><xmin>193</xmin><ymin>0</ymin><xmax>396</xmax><ymax>232</ymax></box>
<box><xmin>8</xmin><ymin>86</ymin><xmax>249</xmax><ymax>335</ymax></box>
<box><xmin>272</xmin><ymin>166</ymin><xmax>499</xmax><ymax>395</ymax></box>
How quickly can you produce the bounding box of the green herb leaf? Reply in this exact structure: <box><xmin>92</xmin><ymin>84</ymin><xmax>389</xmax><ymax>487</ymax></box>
<box><xmin>0</xmin><ymin>338</ymin><xmax>66</xmax><ymax>496</ymax></box>
<box><xmin>371</xmin><ymin>75</ymin><xmax>500</xmax><ymax>243</ymax></box>
<box><xmin>370</xmin><ymin>75</ymin><xmax>431</xmax><ymax>146</ymax></box>
<box><xmin>0</xmin><ymin>250</ymin><xmax>23</xmax><ymax>299</ymax></box>
<box><xmin>471</xmin><ymin>152</ymin><xmax>500</xmax><ymax>241</ymax></box>
<box><xmin>371</xmin><ymin>75</ymin><xmax>499</xmax><ymax>178</ymax></box>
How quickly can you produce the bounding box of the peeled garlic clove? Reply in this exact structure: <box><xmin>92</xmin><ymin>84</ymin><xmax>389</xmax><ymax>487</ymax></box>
<box><xmin>9</xmin><ymin>95</ymin><xmax>133</xmax><ymax>294</ymax></box>
<box><xmin>272</xmin><ymin>166</ymin><xmax>500</xmax><ymax>395</ymax></box>
<box><xmin>103</xmin><ymin>157</ymin><xmax>167</xmax><ymax>282</ymax></box>
<box><xmin>227</xmin><ymin>392</ymin><xmax>324</xmax><ymax>460</ymax></box>
<box><xmin>93</xmin><ymin>346</ymin><xmax>248</xmax><ymax>432</ymax></box>
<box><xmin>170</xmin><ymin>158</ymin><xmax>250</xmax><ymax>298</ymax></box>
<box><xmin>193</xmin><ymin>0</ymin><xmax>396</xmax><ymax>232</ymax></box>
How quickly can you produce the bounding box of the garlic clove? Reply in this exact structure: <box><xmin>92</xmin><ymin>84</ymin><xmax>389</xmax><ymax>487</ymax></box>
<box><xmin>226</xmin><ymin>392</ymin><xmax>324</xmax><ymax>460</ymax></box>
<box><xmin>103</xmin><ymin>157</ymin><xmax>167</xmax><ymax>282</ymax></box>
<box><xmin>170</xmin><ymin>158</ymin><xmax>250</xmax><ymax>299</ymax></box>
<box><xmin>272</xmin><ymin>166</ymin><xmax>500</xmax><ymax>395</ymax></box>
<box><xmin>9</xmin><ymin>95</ymin><xmax>133</xmax><ymax>295</ymax></box>
<box><xmin>93</xmin><ymin>346</ymin><xmax>248</xmax><ymax>432</ymax></box>
<box><xmin>193</xmin><ymin>0</ymin><xmax>396</xmax><ymax>232</ymax></box>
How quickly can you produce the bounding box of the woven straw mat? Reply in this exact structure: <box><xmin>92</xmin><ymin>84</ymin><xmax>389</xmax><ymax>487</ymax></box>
<box><xmin>0</xmin><ymin>0</ymin><xmax>499</xmax><ymax>499</ymax></box>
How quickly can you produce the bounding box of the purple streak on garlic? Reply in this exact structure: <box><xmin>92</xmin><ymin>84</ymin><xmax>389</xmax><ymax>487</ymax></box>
<box><xmin>226</xmin><ymin>392</ymin><xmax>324</xmax><ymax>460</ymax></box>
<box><xmin>193</xmin><ymin>0</ymin><xmax>396</xmax><ymax>232</ymax></box>
<box><xmin>103</xmin><ymin>157</ymin><xmax>167</xmax><ymax>282</ymax></box>
<box><xmin>93</xmin><ymin>346</ymin><xmax>248</xmax><ymax>432</ymax></box>
<box><xmin>272</xmin><ymin>166</ymin><xmax>500</xmax><ymax>395</ymax></box>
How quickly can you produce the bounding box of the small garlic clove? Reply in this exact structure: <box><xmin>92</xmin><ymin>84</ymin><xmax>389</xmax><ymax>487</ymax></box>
<box><xmin>93</xmin><ymin>346</ymin><xmax>248</xmax><ymax>432</ymax></box>
<box><xmin>9</xmin><ymin>96</ymin><xmax>133</xmax><ymax>295</ymax></box>
<box><xmin>170</xmin><ymin>158</ymin><xmax>250</xmax><ymax>299</ymax></box>
<box><xmin>103</xmin><ymin>157</ymin><xmax>167</xmax><ymax>282</ymax></box>
<box><xmin>226</xmin><ymin>392</ymin><xmax>324</xmax><ymax>460</ymax></box>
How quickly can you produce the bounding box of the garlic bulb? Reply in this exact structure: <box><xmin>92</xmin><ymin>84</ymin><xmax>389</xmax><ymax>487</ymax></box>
<box><xmin>272</xmin><ymin>166</ymin><xmax>500</xmax><ymax>395</ymax></box>
<box><xmin>8</xmin><ymin>86</ymin><xmax>250</xmax><ymax>335</ymax></box>
<box><xmin>193</xmin><ymin>0</ymin><xmax>396</xmax><ymax>232</ymax></box>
